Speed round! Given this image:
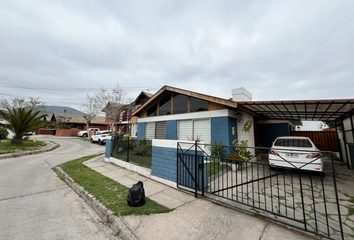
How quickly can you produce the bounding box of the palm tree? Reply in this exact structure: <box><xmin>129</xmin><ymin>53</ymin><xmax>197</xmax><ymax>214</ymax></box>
<box><xmin>0</xmin><ymin>107</ymin><xmax>47</xmax><ymax>144</ymax></box>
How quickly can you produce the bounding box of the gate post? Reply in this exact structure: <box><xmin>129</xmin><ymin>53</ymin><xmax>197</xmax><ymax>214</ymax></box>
<box><xmin>194</xmin><ymin>140</ymin><xmax>198</xmax><ymax>198</ymax></box>
<box><xmin>127</xmin><ymin>136</ymin><xmax>130</xmax><ymax>162</ymax></box>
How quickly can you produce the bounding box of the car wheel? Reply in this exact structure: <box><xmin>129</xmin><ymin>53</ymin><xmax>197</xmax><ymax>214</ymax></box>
<box><xmin>91</xmin><ymin>138</ymin><xmax>94</xmax><ymax>143</ymax></box>
<box><xmin>98</xmin><ymin>139</ymin><xmax>102</xmax><ymax>145</ymax></box>
<box><xmin>83</xmin><ymin>133</ymin><xmax>88</xmax><ymax>137</ymax></box>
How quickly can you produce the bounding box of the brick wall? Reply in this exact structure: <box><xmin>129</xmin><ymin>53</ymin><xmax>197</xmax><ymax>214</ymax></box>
<box><xmin>166</xmin><ymin>120</ymin><xmax>177</xmax><ymax>140</ymax></box>
<box><xmin>38</xmin><ymin>129</ymin><xmax>55</xmax><ymax>135</ymax></box>
<box><xmin>56</xmin><ymin>129</ymin><xmax>81</xmax><ymax>136</ymax></box>
<box><xmin>137</xmin><ymin>122</ymin><xmax>145</xmax><ymax>139</ymax></box>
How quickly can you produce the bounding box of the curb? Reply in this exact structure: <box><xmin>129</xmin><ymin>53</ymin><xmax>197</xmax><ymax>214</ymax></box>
<box><xmin>0</xmin><ymin>141</ymin><xmax>60</xmax><ymax>160</ymax></box>
<box><xmin>54</xmin><ymin>166</ymin><xmax>138</xmax><ymax>240</ymax></box>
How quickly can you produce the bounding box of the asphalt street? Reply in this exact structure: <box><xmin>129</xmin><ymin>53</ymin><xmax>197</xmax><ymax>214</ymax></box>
<box><xmin>0</xmin><ymin>135</ymin><xmax>119</xmax><ymax>240</ymax></box>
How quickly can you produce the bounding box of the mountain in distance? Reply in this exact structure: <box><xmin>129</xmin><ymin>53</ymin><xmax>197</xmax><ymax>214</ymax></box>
<box><xmin>43</xmin><ymin>106</ymin><xmax>84</xmax><ymax>115</ymax></box>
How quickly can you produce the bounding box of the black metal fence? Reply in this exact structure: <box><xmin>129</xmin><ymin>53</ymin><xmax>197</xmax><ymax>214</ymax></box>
<box><xmin>111</xmin><ymin>136</ymin><xmax>152</xmax><ymax>168</ymax></box>
<box><xmin>177</xmin><ymin>141</ymin><xmax>345</xmax><ymax>240</ymax></box>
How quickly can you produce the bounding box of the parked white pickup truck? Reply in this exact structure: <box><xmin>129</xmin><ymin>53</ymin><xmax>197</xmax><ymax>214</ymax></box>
<box><xmin>77</xmin><ymin>128</ymin><xmax>99</xmax><ymax>137</ymax></box>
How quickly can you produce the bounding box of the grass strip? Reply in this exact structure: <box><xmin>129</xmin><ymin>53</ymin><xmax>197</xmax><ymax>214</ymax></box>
<box><xmin>0</xmin><ymin>139</ymin><xmax>46</xmax><ymax>154</ymax></box>
<box><xmin>58</xmin><ymin>154</ymin><xmax>172</xmax><ymax>216</ymax></box>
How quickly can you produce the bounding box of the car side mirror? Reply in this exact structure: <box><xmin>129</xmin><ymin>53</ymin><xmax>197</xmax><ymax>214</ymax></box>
<box><xmin>315</xmin><ymin>143</ymin><xmax>321</xmax><ymax>149</ymax></box>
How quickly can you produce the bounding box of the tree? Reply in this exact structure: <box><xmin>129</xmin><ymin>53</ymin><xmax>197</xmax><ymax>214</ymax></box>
<box><xmin>81</xmin><ymin>83</ymin><xmax>130</xmax><ymax>134</ymax></box>
<box><xmin>0</xmin><ymin>97</ymin><xmax>46</xmax><ymax>113</ymax></box>
<box><xmin>0</xmin><ymin>107</ymin><xmax>47</xmax><ymax>144</ymax></box>
<box><xmin>95</xmin><ymin>84</ymin><xmax>131</xmax><ymax>132</ymax></box>
<box><xmin>79</xmin><ymin>94</ymin><xmax>99</xmax><ymax>137</ymax></box>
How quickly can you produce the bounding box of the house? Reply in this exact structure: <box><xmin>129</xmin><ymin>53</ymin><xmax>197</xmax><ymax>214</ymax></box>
<box><xmin>131</xmin><ymin>85</ymin><xmax>354</xmax><ymax>168</ymax></box>
<box><xmin>131</xmin><ymin>86</ymin><xmax>298</xmax><ymax>155</ymax></box>
<box><xmin>50</xmin><ymin>113</ymin><xmax>107</xmax><ymax>130</ymax></box>
<box><xmin>102</xmin><ymin>91</ymin><xmax>153</xmax><ymax>134</ymax></box>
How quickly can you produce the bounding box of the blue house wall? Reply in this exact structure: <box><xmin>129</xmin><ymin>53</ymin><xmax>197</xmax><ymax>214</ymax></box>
<box><xmin>137</xmin><ymin>122</ymin><xmax>145</xmax><ymax>140</ymax></box>
<box><xmin>210</xmin><ymin>116</ymin><xmax>237</xmax><ymax>146</ymax></box>
<box><xmin>166</xmin><ymin>120</ymin><xmax>177</xmax><ymax>140</ymax></box>
<box><xmin>256</xmin><ymin>123</ymin><xmax>291</xmax><ymax>148</ymax></box>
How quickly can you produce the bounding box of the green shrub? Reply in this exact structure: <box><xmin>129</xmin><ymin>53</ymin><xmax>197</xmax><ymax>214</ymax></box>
<box><xmin>0</xmin><ymin>126</ymin><xmax>9</xmax><ymax>139</ymax></box>
<box><xmin>134</xmin><ymin>137</ymin><xmax>152</xmax><ymax>156</ymax></box>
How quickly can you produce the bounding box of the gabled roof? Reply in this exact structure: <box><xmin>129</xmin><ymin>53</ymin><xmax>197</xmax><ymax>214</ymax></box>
<box><xmin>131</xmin><ymin>85</ymin><xmax>265</xmax><ymax>119</ymax></box>
<box><xmin>51</xmin><ymin>113</ymin><xmax>106</xmax><ymax>124</ymax></box>
<box><xmin>133</xmin><ymin>91</ymin><xmax>153</xmax><ymax>105</ymax></box>
<box><xmin>102</xmin><ymin>102</ymin><xmax>124</xmax><ymax>112</ymax></box>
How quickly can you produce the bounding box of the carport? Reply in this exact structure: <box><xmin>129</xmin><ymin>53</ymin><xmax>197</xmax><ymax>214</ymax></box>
<box><xmin>238</xmin><ymin>99</ymin><xmax>354</xmax><ymax>169</ymax></box>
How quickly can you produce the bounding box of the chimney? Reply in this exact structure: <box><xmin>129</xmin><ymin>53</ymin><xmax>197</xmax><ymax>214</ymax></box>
<box><xmin>232</xmin><ymin>87</ymin><xmax>252</xmax><ymax>101</ymax></box>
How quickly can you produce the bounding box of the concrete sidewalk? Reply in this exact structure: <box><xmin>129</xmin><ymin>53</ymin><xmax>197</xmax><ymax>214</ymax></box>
<box><xmin>84</xmin><ymin>156</ymin><xmax>314</xmax><ymax>240</ymax></box>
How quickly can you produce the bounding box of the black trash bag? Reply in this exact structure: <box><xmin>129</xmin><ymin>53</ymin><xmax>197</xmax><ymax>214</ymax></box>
<box><xmin>127</xmin><ymin>181</ymin><xmax>146</xmax><ymax>207</ymax></box>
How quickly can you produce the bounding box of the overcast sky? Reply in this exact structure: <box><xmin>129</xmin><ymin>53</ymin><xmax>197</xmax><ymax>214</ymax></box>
<box><xmin>1</xmin><ymin>0</ymin><xmax>353</xmax><ymax>109</ymax></box>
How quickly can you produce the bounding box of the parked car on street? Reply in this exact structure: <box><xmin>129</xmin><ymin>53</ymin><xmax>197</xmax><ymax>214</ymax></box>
<box><xmin>91</xmin><ymin>130</ymin><xmax>112</xmax><ymax>145</ymax></box>
<box><xmin>77</xmin><ymin>128</ymin><xmax>99</xmax><ymax>137</ymax></box>
<box><xmin>268</xmin><ymin>136</ymin><xmax>323</xmax><ymax>171</ymax></box>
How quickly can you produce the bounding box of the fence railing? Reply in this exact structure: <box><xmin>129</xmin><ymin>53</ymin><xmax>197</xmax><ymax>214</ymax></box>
<box><xmin>111</xmin><ymin>136</ymin><xmax>152</xmax><ymax>168</ymax></box>
<box><xmin>177</xmin><ymin>141</ymin><xmax>345</xmax><ymax>240</ymax></box>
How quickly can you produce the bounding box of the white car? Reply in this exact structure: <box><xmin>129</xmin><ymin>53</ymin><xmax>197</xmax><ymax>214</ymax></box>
<box><xmin>268</xmin><ymin>136</ymin><xmax>323</xmax><ymax>172</ymax></box>
<box><xmin>91</xmin><ymin>131</ymin><xmax>112</xmax><ymax>145</ymax></box>
<box><xmin>77</xmin><ymin>128</ymin><xmax>99</xmax><ymax>137</ymax></box>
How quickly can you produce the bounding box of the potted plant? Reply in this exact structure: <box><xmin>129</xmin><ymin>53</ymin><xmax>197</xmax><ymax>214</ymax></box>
<box><xmin>226</xmin><ymin>152</ymin><xmax>243</xmax><ymax>171</ymax></box>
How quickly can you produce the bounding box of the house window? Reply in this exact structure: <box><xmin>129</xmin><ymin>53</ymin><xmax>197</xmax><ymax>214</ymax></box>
<box><xmin>131</xmin><ymin>123</ymin><xmax>138</xmax><ymax>137</ymax></box>
<box><xmin>173</xmin><ymin>93</ymin><xmax>188</xmax><ymax>114</ymax></box>
<box><xmin>145</xmin><ymin>121</ymin><xmax>166</xmax><ymax>139</ymax></box>
<box><xmin>190</xmin><ymin>97</ymin><xmax>208</xmax><ymax>112</ymax></box>
<box><xmin>147</xmin><ymin>104</ymin><xmax>157</xmax><ymax>117</ymax></box>
<box><xmin>177</xmin><ymin>119</ymin><xmax>210</xmax><ymax>143</ymax></box>
<box><xmin>159</xmin><ymin>95</ymin><xmax>172</xmax><ymax>115</ymax></box>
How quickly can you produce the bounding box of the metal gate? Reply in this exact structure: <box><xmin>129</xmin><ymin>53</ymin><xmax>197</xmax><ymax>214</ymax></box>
<box><xmin>177</xmin><ymin>141</ymin><xmax>345</xmax><ymax>240</ymax></box>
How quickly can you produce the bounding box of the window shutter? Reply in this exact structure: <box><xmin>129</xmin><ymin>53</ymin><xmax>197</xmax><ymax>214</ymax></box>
<box><xmin>155</xmin><ymin>121</ymin><xmax>166</xmax><ymax>139</ymax></box>
<box><xmin>146</xmin><ymin>122</ymin><xmax>155</xmax><ymax>139</ymax></box>
<box><xmin>178</xmin><ymin>120</ymin><xmax>193</xmax><ymax>141</ymax></box>
<box><xmin>193</xmin><ymin>119</ymin><xmax>211</xmax><ymax>144</ymax></box>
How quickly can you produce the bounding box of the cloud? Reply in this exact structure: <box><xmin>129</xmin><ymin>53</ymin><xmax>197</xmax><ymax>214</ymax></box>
<box><xmin>0</xmin><ymin>0</ymin><xmax>353</xmax><ymax>108</ymax></box>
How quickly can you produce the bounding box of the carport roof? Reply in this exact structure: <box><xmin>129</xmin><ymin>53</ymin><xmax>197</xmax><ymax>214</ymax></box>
<box><xmin>238</xmin><ymin>99</ymin><xmax>354</xmax><ymax>122</ymax></box>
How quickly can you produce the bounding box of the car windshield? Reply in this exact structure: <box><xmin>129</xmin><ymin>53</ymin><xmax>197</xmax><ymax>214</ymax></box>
<box><xmin>274</xmin><ymin>138</ymin><xmax>312</xmax><ymax>148</ymax></box>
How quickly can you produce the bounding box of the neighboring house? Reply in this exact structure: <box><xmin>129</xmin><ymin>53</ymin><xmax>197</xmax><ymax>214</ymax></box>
<box><xmin>50</xmin><ymin>113</ymin><xmax>107</xmax><ymax>130</ymax></box>
<box><xmin>102</xmin><ymin>91</ymin><xmax>153</xmax><ymax>134</ymax></box>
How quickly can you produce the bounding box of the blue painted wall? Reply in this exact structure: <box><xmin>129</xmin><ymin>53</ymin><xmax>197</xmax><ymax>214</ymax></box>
<box><xmin>105</xmin><ymin>138</ymin><xmax>113</xmax><ymax>158</ymax></box>
<box><xmin>166</xmin><ymin>120</ymin><xmax>177</xmax><ymax>140</ymax></box>
<box><xmin>210</xmin><ymin>117</ymin><xmax>238</xmax><ymax>158</ymax></box>
<box><xmin>151</xmin><ymin>146</ymin><xmax>177</xmax><ymax>183</ymax></box>
<box><xmin>137</xmin><ymin>122</ymin><xmax>145</xmax><ymax>140</ymax></box>
<box><xmin>256</xmin><ymin>123</ymin><xmax>290</xmax><ymax>147</ymax></box>
<box><xmin>151</xmin><ymin>145</ymin><xmax>207</xmax><ymax>188</ymax></box>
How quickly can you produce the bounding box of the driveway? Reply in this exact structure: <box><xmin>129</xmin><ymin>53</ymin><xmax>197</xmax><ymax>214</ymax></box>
<box><xmin>0</xmin><ymin>135</ymin><xmax>118</xmax><ymax>240</ymax></box>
